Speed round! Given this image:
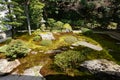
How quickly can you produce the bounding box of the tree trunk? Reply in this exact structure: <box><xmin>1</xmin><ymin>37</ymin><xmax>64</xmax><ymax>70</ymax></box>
<box><xmin>24</xmin><ymin>4</ymin><xmax>31</xmax><ymax>35</ymax></box>
<box><xmin>11</xmin><ymin>26</ymin><xmax>15</xmax><ymax>38</ymax></box>
<box><xmin>6</xmin><ymin>0</ymin><xmax>15</xmax><ymax>38</ymax></box>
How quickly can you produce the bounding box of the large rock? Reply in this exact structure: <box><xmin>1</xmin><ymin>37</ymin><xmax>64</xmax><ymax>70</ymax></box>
<box><xmin>0</xmin><ymin>32</ymin><xmax>6</xmax><ymax>39</ymax></box>
<box><xmin>39</xmin><ymin>32</ymin><xmax>55</xmax><ymax>40</ymax></box>
<box><xmin>22</xmin><ymin>66</ymin><xmax>43</xmax><ymax>77</ymax></box>
<box><xmin>80</xmin><ymin>59</ymin><xmax>120</xmax><ymax>77</ymax></box>
<box><xmin>0</xmin><ymin>59</ymin><xmax>20</xmax><ymax>75</ymax></box>
<box><xmin>72</xmin><ymin>41</ymin><xmax>103</xmax><ymax>51</ymax></box>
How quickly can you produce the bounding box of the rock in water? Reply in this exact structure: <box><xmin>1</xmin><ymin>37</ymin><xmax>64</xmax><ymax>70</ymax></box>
<box><xmin>81</xmin><ymin>59</ymin><xmax>120</xmax><ymax>78</ymax></box>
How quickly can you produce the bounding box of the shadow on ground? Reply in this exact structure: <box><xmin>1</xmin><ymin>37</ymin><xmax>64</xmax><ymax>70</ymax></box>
<box><xmin>44</xmin><ymin>72</ymin><xmax>120</xmax><ymax>80</ymax></box>
<box><xmin>0</xmin><ymin>73</ymin><xmax>44</xmax><ymax>80</ymax></box>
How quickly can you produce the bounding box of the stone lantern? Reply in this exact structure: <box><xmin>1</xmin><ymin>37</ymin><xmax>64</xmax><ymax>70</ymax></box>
<box><xmin>40</xmin><ymin>17</ymin><xmax>46</xmax><ymax>31</ymax></box>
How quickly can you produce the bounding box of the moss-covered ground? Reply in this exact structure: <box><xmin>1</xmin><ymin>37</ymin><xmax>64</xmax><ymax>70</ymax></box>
<box><xmin>0</xmin><ymin>31</ymin><xmax>120</xmax><ymax>80</ymax></box>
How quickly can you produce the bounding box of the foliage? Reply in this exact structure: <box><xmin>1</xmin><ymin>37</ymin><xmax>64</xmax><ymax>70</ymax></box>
<box><xmin>40</xmin><ymin>40</ymin><xmax>52</xmax><ymax>46</ymax></box>
<box><xmin>0</xmin><ymin>45</ymin><xmax>8</xmax><ymax>53</ymax></box>
<box><xmin>63</xmin><ymin>23</ymin><xmax>72</xmax><ymax>31</ymax></box>
<box><xmin>81</xmin><ymin>27</ymin><xmax>93</xmax><ymax>35</ymax></box>
<box><xmin>5</xmin><ymin>37</ymin><xmax>12</xmax><ymax>44</ymax></box>
<box><xmin>30</xmin><ymin>0</ymin><xmax>45</xmax><ymax>28</ymax></box>
<box><xmin>54</xmin><ymin>21</ymin><xmax>64</xmax><ymax>31</ymax></box>
<box><xmin>0</xmin><ymin>0</ymin><xmax>26</xmax><ymax>38</ymax></box>
<box><xmin>86</xmin><ymin>21</ymin><xmax>101</xmax><ymax>29</ymax></box>
<box><xmin>33</xmin><ymin>36</ymin><xmax>41</xmax><ymax>42</ymax></box>
<box><xmin>75</xmin><ymin>20</ymin><xmax>85</xmax><ymax>27</ymax></box>
<box><xmin>47</xmin><ymin>18</ymin><xmax>56</xmax><ymax>31</ymax></box>
<box><xmin>107</xmin><ymin>22</ymin><xmax>117</xmax><ymax>29</ymax></box>
<box><xmin>54</xmin><ymin>50</ymin><xmax>85</xmax><ymax>72</ymax></box>
<box><xmin>5</xmin><ymin>40</ymin><xmax>29</xmax><ymax>59</ymax></box>
<box><xmin>64</xmin><ymin>36</ymin><xmax>78</xmax><ymax>44</ymax></box>
<box><xmin>33</xmin><ymin>29</ymin><xmax>41</xmax><ymax>36</ymax></box>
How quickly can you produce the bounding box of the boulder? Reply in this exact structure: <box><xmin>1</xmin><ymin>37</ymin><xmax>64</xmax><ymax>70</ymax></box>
<box><xmin>0</xmin><ymin>59</ymin><xmax>20</xmax><ymax>75</ymax></box>
<box><xmin>80</xmin><ymin>59</ymin><xmax>120</xmax><ymax>78</ymax></box>
<box><xmin>22</xmin><ymin>66</ymin><xmax>43</xmax><ymax>77</ymax></box>
<box><xmin>72</xmin><ymin>41</ymin><xmax>103</xmax><ymax>51</ymax></box>
<box><xmin>39</xmin><ymin>32</ymin><xmax>55</xmax><ymax>40</ymax></box>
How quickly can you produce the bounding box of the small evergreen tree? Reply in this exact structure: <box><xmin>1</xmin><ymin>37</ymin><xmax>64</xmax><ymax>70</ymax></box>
<box><xmin>0</xmin><ymin>0</ymin><xmax>26</xmax><ymax>38</ymax></box>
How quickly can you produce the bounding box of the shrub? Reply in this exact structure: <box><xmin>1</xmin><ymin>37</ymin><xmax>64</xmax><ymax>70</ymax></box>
<box><xmin>40</xmin><ymin>40</ymin><xmax>52</xmax><ymax>46</ymax></box>
<box><xmin>54</xmin><ymin>50</ymin><xmax>85</xmax><ymax>72</ymax></box>
<box><xmin>64</xmin><ymin>36</ymin><xmax>78</xmax><ymax>44</ymax></box>
<box><xmin>5</xmin><ymin>37</ymin><xmax>12</xmax><ymax>44</ymax></box>
<box><xmin>5</xmin><ymin>40</ymin><xmax>29</xmax><ymax>59</ymax></box>
<box><xmin>0</xmin><ymin>45</ymin><xmax>8</xmax><ymax>53</ymax></box>
<box><xmin>47</xmin><ymin>18</ymin><xmax>56</xmax><ymax>31</ymax></box>
<box><xmin>33</xmin><ymin>29</ymin><xmax>41</xmax><ymax>36</ymax></box>
<box><xmin>81</xmin><ymin>27</ymin><xmax>93</xmax><ymax>35</ymax></box>
<box><xmin>63</xmin><ymin>23</ymin><xmax>72</xmax><ymax>32</ymax></box>
<box><xmin>33</xmin><ymin>36</ymin><xmax>41</xmax><ymax>42</ymax></box>
<box><xmin>107</xmin><ymin>22</ymin><xmax>117</xmax><ymax>29</ymax></box>
<box><xmin>54</xmin><ymin>21</ymin><xmax>64</xmax><ymax>31</ymax></box>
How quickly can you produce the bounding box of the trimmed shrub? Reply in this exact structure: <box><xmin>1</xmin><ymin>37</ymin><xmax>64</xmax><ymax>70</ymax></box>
<box><xmin>0</xmin><ymin>45</ymin><xmax>8</xmax><ymax>53</ymax></box>
<box><xmin>64</xmin><ymin>36</ymin><xmax>78</xmax><ymax>44</ymax></box>
<box><xmin>54</xmin><ymin>21</ymin><xmax>64</xmax><ymax>31</ymax></box>
<box><xmin>81</xmin><ymin>27</ymin><xmax>93</xmax><ymax>35</ymax></box>
<box><xmin>107</xmin><ymin>22</ymin><xmax>117</xmax><ymax>29</ymax></box>
<box><xmin>40</xmin><ymin>40</ymin><xmax>52</xmax><ymax>46</ymax></box>
<box><xmin>5</xmin><ymin>40</ymin><xmax>29</xmax><ymax>59</ymax></box>
<box><xmin>5</xmin><ymin>37</ymin><xmax>12</xmax><ymax>44</ymax></box>
<box><xmin>33</xmin><ymin>29</ymin><xmax>41</xmax><ymax>36</ymax></box>
<box><xmin>63</xmin><ymin>23</ymin><xmax>72</xmax><ymax>32</ymax></box>
<box><xmin>33</xmin><ymin>36</ymin><xmax>41</xmax><ymax>42</ymax></box>
<box><xmin>54</xmin><ymin>50</ymin><xmax>85</xmax><ymax>72</ymax></box>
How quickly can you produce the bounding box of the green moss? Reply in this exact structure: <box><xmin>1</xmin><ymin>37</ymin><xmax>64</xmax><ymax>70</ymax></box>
<box><xmin>14</xmin><ymin>52</ymin><xmax>50</xmax><ymax>73</ymax></box>
<box><xmin>64</xmin><ymin>36</ymin><xmax>78</xmax><ymax>44</ymax></box>
<box><xmin>40</xmin><ymin>40</ymin><xmax>52</xmax><ymax>46</ymax></box>
<box><xmin>84</xmin><ymin>33</ymin><xmax>120</xmax><ymax>64</ymax></box>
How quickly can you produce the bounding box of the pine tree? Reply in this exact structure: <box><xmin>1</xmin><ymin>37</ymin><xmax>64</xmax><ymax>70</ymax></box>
<box><xmin>30</xmin><ymin>0</ymin><xmax>45</xmax><ymax>28</ymax></box>
<box><xmin>0</xmin><ymin>0</ymin><xmax>26</xmax><ymax>38</ymax></box>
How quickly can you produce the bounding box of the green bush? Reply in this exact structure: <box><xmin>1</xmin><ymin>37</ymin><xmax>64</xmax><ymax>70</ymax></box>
<box><xmin>54</xmin><ymin>50</ymin><xmax>85</xmax><ymax>72</ymax></box>
<box><xmin>81</xmin><ymin>27</ymin><xmax>93</xmax><ymax>35</ymax></box>
<box><xmin>63</xmin><ymin>23</ymin><xmax>72</xmax><ymax>32</ymax></box>
<box><xmin>40</xmin><ymin>40</ymin><xmax>52</xmax><ymax>46</ymax></box>
<box><xmin>0</xmin><ymin>45</ymin><xmax>8</xmax><ymax>53</ymax></box>
<box><xmin>5</xmin><ymin>37</ymin><xmax>12</xmax><ymax>44</ymax></box>
<box><xmin>64</xmin><ymin>36</ymin><xmax>78</xmax><ymax>44</ymax></box>
<box><xmin>54</xmin><ymin>21</ymin><xmax>64</xmax><ymax>31</ymax></box>
<box><xmin>33</xmin><ymin>36</ymin><xmax>41</xmax><ymax>42</ymax></box>
<box><xmin>5</xmin><ymin>40</ymin><xmax>29</xmax><ymax>59</ymax></box>
<box><xmin>33</xmin><ymin>29</ymin><xmax>41</xmax><ymax>36</ymax></box>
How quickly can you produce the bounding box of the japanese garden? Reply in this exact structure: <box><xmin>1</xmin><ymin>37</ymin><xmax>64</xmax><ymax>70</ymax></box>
<box><xmin>0</xmin><ymin>0</ymin><xmax>120</xmax><ymax>80</ymax></box>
